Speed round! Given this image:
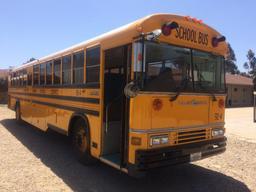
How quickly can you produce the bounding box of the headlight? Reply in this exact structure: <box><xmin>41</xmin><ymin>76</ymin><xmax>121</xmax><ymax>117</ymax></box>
<box><xmin>212</xmin><ymin>128</ymin><xmax>225</xmax><ymax>137</ymax></box>
<box><xmin>150</xmin><ymin>135</ymin><xmax>169</xmax><ymax>146</ymax></box>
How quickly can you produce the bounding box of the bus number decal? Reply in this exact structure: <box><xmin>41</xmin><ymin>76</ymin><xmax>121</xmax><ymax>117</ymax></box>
<box><xmin>214</xmin><ymin>113</ymin><xmax>223</xmax><ymax>120</ymax></box>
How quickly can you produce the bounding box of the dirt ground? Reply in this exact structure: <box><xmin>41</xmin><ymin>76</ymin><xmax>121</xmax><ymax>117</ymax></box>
<box><xmin>0</xmin><ymin>105</ymin><xmax>255</xmax><ymax>192</ymax></box>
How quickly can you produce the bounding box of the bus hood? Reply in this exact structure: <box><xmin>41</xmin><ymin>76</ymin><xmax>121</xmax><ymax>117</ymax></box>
<box><xmin>130</xmin><ymin>94</ymin><xmax>225</xmax><ymax>130</ymax></box>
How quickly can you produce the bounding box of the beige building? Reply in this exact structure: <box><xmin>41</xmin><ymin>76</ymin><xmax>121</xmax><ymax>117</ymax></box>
<box><xmin>226</xmin><ymin>73</ymin><xmax>253</xmax><ymax>107</ymax></box>
<box><xmin>0</xmin><ymin>69</ymin><xmax>9</xmax><ymax>104</ymax></box>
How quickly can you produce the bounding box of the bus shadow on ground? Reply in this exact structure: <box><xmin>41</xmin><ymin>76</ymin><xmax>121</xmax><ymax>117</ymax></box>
<box><xmin>1</xmin><ymin>119</ymin><xmax>250</xmax><ymax>192</ymax></box>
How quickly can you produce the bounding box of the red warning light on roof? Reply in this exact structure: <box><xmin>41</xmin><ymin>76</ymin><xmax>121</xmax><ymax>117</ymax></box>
<box><xmin>161</xmin><ymin>21</ymin><xmax>179</xmax><ymax>36</ymax></box>
<box><xmin>212</xmin><ymin>36</ymin><xmax>226</xmax><ymax>47</ymax></box>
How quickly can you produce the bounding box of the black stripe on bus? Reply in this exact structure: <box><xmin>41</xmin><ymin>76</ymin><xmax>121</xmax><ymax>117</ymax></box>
<box><xmin>12</xmin><ymin>96</ymin><xmax>100</xmax><ymax>116</ymax></box>
<box><xmin>10</xmin><ymin>82</ymin><xmax>100</xmax><ymax>89</ymax></box>
<box><xmin>9</xmin><ymin>92</ymin><xmax>100</xmax><ymax>104</ymax></box>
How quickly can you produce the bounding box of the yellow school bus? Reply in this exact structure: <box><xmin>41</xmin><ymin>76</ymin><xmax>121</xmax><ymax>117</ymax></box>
<box><xmin>8</xmin><ymin>14</ymin><xmax>227</xmax><ymax>176</ymax></box>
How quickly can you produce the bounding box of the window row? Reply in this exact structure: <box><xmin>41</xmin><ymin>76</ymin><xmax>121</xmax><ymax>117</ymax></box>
<box><xmin>10</xmin><ymin>69</ymin><xmax>31</xmax><ymax>87</ymax></box>
<box><xmin>10</xmin><ymin>47</ymin><xmax>100</xmax><ymax>87</ymax></box>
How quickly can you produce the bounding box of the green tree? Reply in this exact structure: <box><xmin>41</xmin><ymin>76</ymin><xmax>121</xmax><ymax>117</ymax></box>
<box><xmin>226</xmin><ymin>43</ymin><xmax>240</xmax><ymax>74</ymax></box>
<box><xmin>23</xmin><ymin>57</ymin><xmax>36</xmax><ymax>65</ymax></box>
<box><xmin>244</xmin><ymin>49</ymin><xmax>256</xmax><ymax>89</ymax></box>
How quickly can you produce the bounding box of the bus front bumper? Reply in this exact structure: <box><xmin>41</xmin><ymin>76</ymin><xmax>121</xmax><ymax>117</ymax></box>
<box><xmin>133</xmin><ymin>137</ymin><xmax>226</xmax><ymax>171</ymax></box>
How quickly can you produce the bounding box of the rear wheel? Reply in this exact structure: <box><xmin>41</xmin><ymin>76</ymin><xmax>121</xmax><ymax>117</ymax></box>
<box><xmin>71</xmin><ymin>118</ymin><xmax>95</xmax><ymax>165</ymax></box>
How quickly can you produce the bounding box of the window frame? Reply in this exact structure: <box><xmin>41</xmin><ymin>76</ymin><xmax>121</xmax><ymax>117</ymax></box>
<box><xmin>62</xmin><ymin>54</ymin><xmax>72</xmax><ymax>85</ymax></box>
<box><xmin>46</xmin><ymin>61</ymin><xmax>53</xmax><ymax>85</ymax></box>
<box><xmin>53</xmin><ymin>59</ymin><xmax>61</xmax><ymax>85</ymax></box>
<box><xmin>86</xmin><ymin>46</ymin><xmax>101</xmax><ymax>84</ymax></box>
<box><xmin>72</xmin><ymin>50</ymin><xmax>85</xmax><ymax>85</ymax></box>
<box><xmin>33</xmin><ymin>65</ymin><xmax>40</xmax><ymax>86</ymax></box>
<box><xmin>39</xmin><ymin>63</ymin><xmax>46</xmax><ymax>86</ymax></box>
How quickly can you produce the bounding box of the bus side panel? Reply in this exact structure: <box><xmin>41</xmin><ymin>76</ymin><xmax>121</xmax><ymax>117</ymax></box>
<box><xmin>20</xmin><ymin>100</ymin><xmax>49</xmax><ymax>131</ymax></box>
<box><xmin>86</xmin><ymin>115</ymin><xmax>101</xmax><ymax>158</ymax></box>
<box><xmin>20</xmin><ymin>99</ymin><xmax>102</xmax><ymax>158</ymax></box>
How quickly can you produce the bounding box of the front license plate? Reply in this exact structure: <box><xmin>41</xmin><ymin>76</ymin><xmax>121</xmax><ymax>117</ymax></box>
<box><xmin>190</xmin><ymin>152</ymin><xmax>202</xmax><ymax>162</ymax></box>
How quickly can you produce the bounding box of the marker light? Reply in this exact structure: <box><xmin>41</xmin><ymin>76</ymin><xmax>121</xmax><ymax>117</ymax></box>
<box><xmin>192</xmin><ymin>17</ymin><xmax>198</xmax><ymax>23</ymax></box>
<box><xmin>212</xmin><ymin>35</ymin><xmax>226</xmax><ymax>47</ymax></box>
<box><xmin>184</xmin><ymin>16</ymin><xmax>191</xmax><ymax>21</ymax></box>
<box><xmin>161</xmin><ymin>21</ymin><xmax>179</xmax><ymax>36</ymax></box>
<box><xmin>131</xmin><ymin>137</ymin><xmax>142</xmax><ymax>146</ymax></box>
<box><xmin>184</xmin><ymin>16</ymin><xmax>203</xmax><ymax>24</ymax></box>
<box><xmin>198</xmin><ymin>19</ymin><xmax>203</xmax><ymax>24</ymax></box>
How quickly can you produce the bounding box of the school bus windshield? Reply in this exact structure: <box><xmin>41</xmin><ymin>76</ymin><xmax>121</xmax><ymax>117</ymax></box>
<box><xmin>142</xmin><ymin>41</ymin><xmax>225</xmax><ymax>93</ymax></box>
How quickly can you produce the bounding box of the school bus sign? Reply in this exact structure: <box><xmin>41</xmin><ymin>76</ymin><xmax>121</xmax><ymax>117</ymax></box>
<box><xmin>159</xmin><ymin>16</ymin><xmax>227</xmax><ymax>55</ymax></box>
<box><xmin>175</xmin><ymin>25</ymin><xmax>209</xmax><ymax>46</ymax></box>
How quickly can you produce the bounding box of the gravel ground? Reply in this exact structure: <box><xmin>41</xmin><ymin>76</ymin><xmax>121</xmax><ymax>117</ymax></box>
<box><xmin>0</xmin><ymin>105</ymin><xmax>255</xmax><ymax>192</ymax></box>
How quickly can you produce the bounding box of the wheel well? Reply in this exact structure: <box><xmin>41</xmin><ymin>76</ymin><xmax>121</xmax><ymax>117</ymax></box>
<box><xmin>68</xmin><ymin>114</ymin><xmax>89</xmax><ymax>137</ymax></box>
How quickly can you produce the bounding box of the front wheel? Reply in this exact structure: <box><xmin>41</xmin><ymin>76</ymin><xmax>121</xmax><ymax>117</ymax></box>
<box><xmin>71</xmin><ymin>119</ymin><xmax>95</xmax><ymax>165</ymax></box>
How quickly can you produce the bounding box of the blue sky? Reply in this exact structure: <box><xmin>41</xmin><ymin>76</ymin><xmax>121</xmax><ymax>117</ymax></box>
<box><xmin>0</xmin><ymin>0</ymin><xmax>255</xmax><ymax>71</ymax></box>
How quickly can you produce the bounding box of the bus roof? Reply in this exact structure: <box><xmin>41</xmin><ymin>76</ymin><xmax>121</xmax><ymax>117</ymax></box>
<box><xmin>13</xmin><ymin>13</ymin><xmax>227</xmax><ymax>72</ymax></box>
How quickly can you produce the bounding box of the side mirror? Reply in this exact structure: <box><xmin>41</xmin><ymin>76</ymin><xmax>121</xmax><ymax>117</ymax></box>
<box><xmin>124</xmin><ymin>81</ymin><xmax>140</xmax><ymax>98</ymax></box>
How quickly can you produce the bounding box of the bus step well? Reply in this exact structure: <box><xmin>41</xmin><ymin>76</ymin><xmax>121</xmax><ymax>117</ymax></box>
<box><xmin>100</xmin><ymin>153</ymin><xmax>122</xmax><ymax>169</ymax></box>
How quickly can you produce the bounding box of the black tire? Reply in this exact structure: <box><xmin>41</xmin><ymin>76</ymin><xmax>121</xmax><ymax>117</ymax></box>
<box><xmin>15</xmin><ymin>103</ymin><xmax>22</xmax><ymax>123</ymax></box>
<box><xmin>71</xmin><ymin>118</ymin><xmax>95</xmax><ymax>165</ymax></box>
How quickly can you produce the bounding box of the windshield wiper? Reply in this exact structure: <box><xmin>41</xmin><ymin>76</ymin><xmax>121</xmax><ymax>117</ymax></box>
<box><xmin>170</xmin><ymin>77</ymin><xmax>190</xmax><ymax>102</ymax></box>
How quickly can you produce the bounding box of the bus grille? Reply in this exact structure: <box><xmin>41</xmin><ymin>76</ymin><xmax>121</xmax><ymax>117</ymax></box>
<box><xmin>177</xmin><ymin>129</ymin><xmax>207</xmax><ymax>144</ymax></box>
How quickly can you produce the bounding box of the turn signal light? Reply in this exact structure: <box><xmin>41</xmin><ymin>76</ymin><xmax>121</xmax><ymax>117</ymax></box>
<box><xmin>131</xmin><ymin>137</ymin><xmax>141</xmax><ymax>146</ymax></box>
<box><xmin>153</xmin><ymin>99</ymin><xmax>163</xmax><ymax>111</ymax></box>
<box><xmin>161</xmin><ymin>21</ymin><xmax>179</xmax><ymax>36</ymax></box>
<box><xmin>218</xmin><ymin>99</ymin><xmax>225</xmax><ymax>108</ymax></box>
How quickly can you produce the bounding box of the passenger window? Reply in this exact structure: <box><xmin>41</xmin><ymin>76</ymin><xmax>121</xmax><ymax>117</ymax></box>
<box><xmin>40</xmin><ymin>63</ymin><xmax>46</xmax><ymax>85</ymax></box>
<box><xmin>33</xmin><ymin>65</ymin><xmax>39</xmax><ymax>85</ymax></box>
<box><xmin>18</xmin><ymin>71</ymin><xmax>22</xmax><ymax>86</ymax></box>
<box><xmin>54</xmin><ymin>59</ymin><xmax>61</xmax><ymax>85</ymax></box>
<box><xmin>62</xmin><ymin>55</ymin><xmax>71</xmax><ymax>84</ymax></box>
<box><xmin>22</xmin><ymin>69</ymin><xmax>27</xmax><ymax>86</ymax></box>
<box><xmin>73</xmin><ymin>51</ymin><xmax>84</xmax><ymax>84</ymax></box>
<box><xmin>46</xmin><ymin>61</ymin><xmax>52</xmax><ymax>85</ymax></box>
<box><xmin>28</xmin><ymin>72</ymin><xmax>32</xmax><ymax>86</ymax></box>
<box><xmin>86</xmin><ymin>47</ymin><xmax>100</xmax><ymax>83</ymax></box>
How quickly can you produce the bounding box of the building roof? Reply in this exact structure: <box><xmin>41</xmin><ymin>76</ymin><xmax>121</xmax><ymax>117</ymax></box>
<box><xmin>226</xmin><ymin>73</ymin><xmax>253</xmax><ymax>86</ymax></box>
<box><xmin>0</xmin><ymin>69</ymin><xmax>8</xmax><ymax>78</ymax></box>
